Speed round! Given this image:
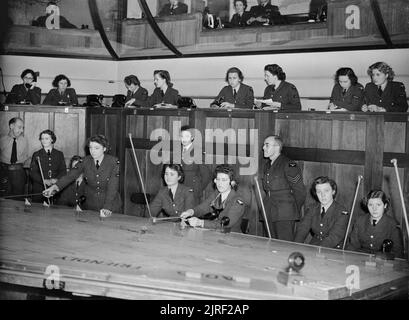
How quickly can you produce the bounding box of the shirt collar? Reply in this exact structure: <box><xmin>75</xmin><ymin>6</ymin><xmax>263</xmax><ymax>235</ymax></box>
<box><xmin>321</xmin><ymin>200</ymin><xmax>334</xmax><ymax>213</ymax></box>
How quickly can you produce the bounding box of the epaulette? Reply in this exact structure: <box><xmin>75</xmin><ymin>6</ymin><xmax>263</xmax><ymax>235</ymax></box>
<box><xmin>237</xmin><ymin>199</ymin><xmax>244</xmax><ymax>205</ymax></box>
<box><xmin>289</xmin><ymin>162</ymin><xmax>297</xmax><ymax>167</ymax></box>
<box><xmin>342</xmin><ymin>210</ymin><xmax>349</xmax><ymax>215</ymax></box>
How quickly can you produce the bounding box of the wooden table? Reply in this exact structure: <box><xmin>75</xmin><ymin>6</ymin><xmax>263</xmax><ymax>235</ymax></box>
<box><xmin>0</xmin><ymin>199</ymin><xmax>408</xmax><ymax>300</ymax></box>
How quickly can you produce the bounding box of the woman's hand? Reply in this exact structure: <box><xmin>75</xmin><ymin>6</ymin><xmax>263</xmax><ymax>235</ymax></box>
<box><xmin>187</xmin><ymin>217</ymin><xmax>204</xmax><ymax>228</ymax></box>
<box><xmin>220</xmin><ymin>102</ymin><xmax>234</xmax><ymax>109</ymax></box>
<box><xmin>43</xmin><ymin>184</ymin><xmax>59</xmax><ymax>197</ymax></box>
<box><xmin>361</xmin><ymin>104</ymin><xmax>368</xmax><ymax>112</ymax></box>
<box><xmin>328</xmin><ymin>102</ymin><xmax>337</xmax><ymax>110</ymax></box>
<box><xmin>100</xmin><ymin>209</ymin><xmax>112</xmax><ymax>218</ymax></box>
<box><xmin>125</xmin><ymin>99</ymin><xmax>135</xmax><ymax>108</ymax></box>
<box><xmin>180</xmin><ymin>209</ymin><xmax>194</xmax><ymax>219</ymax></box>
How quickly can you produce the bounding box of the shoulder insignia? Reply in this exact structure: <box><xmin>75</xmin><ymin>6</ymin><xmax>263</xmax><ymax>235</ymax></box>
<box><xmin>342</xmin><ymin>210</ymin><xmax>349</xmax><ymax>215</ymax></box>
<box><xmin>289</xmin><ymin>162</ymin><xmax>297</xmax><ymax>167</ymax></box>
<box><xmin>189</xmin><ymin>189</ymin><xmax>194</xmax><ymax>192</ymax></box>
<box><xmin>237</xmin><ymin>199</ymin><xmax>244</xmax><ymax>205</ymax></box>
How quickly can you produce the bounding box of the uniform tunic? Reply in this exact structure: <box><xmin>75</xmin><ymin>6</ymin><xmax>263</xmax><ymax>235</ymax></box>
<box><xmin>57</xmin><ymin>179</ymin><xmax>85</xmax><ymax>208</ymax></box>
<box><xmin>230</xmin><ymin>12</ymin><xmax>252</xmax><ymax>27</ymax></box>
<box><xmin>211</xmin><ymin>84</ymin><xmax>254</xmax><ymax>109</ymax></box>
<box><xmin>193</xmin><ymin>189</ymin><xmax>246</xmax><ymax>232</ymax></box>
<box><xmin>294</xmin><ymin>201</ymin><xmax>349</xmax><ymax>248</ymax></box>
<box><xmin>158</xmin><ymin>2</ymin><xmax>188</xmax><ymax>17</ymax></box>
<box><xmin>43</xmin><ymin>88</ymin><xmax>78</xmax><ymax>106</ymax></box>
<box><xmin>329</xmin><ymin>83</ymin><xmax>364</xmax><ymax>111</ymax></box>
<box><xmin>148</xmin><ymin>87</ymin><xmax>180</xmax><ymax>107</ymax></box>
<box><xmin>262</xmin><ymin>154</ymin><xmax>306</xmax><ymax>223</ymax></box>
<box><xmin>347</xmin><ymin>213</ymin><xmax>403</xmax><ymax>258</ymax></box>
<box><xmin>364</xmin><ymin>81</ymin><xmax>408</xmax><ymax>112</ymax></box>
<box><xmin>56</xmin><ymin>154</ymin><xmax>121</xmax><ymax>212</ymax></box>
<box><xmin>247</xmin><ymin>2</ymin><xmax>282</xmax><ymax>26</ymax></box>
<box><xmin>150</xmin><ymin>184</ymin><xmax>195</xmax><ymax>217</ymax></box>
<box><xmin>30</xmin><ymin>148</ymin><xmax>66</xmax><ymax>202</ymax></box>
<box><xmin>263</xmin><ymin>81</ymin><xmax>301</xmax><ymax>110</ymax></box>
<box><xmin>125</xmin><ymin>87</ymin><xmax>148</xmax><ymax>107</ymax></box>
<box><xmin>6</xmin><ymin>84</ymin><xmax>42</xmax><ymax>105</ymax></box>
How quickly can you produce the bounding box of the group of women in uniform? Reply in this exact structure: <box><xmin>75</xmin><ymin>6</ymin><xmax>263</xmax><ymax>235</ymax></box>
<box><xmin>7</xmin><ymin>61</ymin><xmax>408</xmax><ymax>112</ymax></box>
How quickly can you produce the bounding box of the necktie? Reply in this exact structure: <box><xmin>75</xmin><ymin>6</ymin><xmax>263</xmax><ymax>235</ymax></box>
<box><xmin>168</xmin><ymin>188</ymin><xmax>174</xmax><ymax>202</ymax></box>
<box><xmin>233</xmin><ymin>89</ymin><xmax>237</xmax><ymax>100</ymax></box>
<box><xmin>342</xmin><ymin>89</ymin><xmax>347</xmax><ymax>96</ymax></box>
<box><xmin>377</xmin><ymin>86</ymin><xmax>382</xmax><ymax>97</ymax></box>
<box><xmin>10</xmin><ymin>138</ymin><xmax>17</xmax><ymax>164</ymax></box>
<box><xmin>161</xmin><ymin>90</ymin><xmax>165</xmax><ymax>98</ymax></box>
<box><xmin>47</xmin><ymin>150</ymin><xmax>51</xmax><ymax>157</ymax></box>
<box><xmin>321</xmin><ymin>207</ymin><xmax>325</xmax><ymax>219</ymax></box>
<box><xmin>372</xmin><ymin>220</ymin><xmax>376</xmax><ymax>226</ymax></box>
<box><xmin>96</xmin><ymin>160</ymin><xmax>100</xmax><ymax>169</ymax></box>
<box><xmin>271</xmin><ymin>85</ymin><xmax>276</xmax><ymax>93</ymax></box>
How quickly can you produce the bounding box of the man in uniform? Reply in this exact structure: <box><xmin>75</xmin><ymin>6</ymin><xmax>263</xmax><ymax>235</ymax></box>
<box><xmin>261</xmin><ymin>135</ymin><xmax>306</xmax><ymax>240</ymax></box>
<box><xmin>158</xmin><ymin>0</ymin><xmax>188</xmax><ymax>17</ymax></box>
<box><xmin>246</xmin><ymin>0</ymin><xmax>283</xmax><ymax>26</ymax></box>
<box><xmin>0</xmin><ymin>117</ymin><xmax>29</xmax><ymax>198</ymax></box>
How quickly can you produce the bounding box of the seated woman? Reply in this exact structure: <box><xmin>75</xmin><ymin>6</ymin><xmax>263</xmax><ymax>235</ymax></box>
<box><xmin>158</xmin><ymin>0</ymin><xmax>188</xmax><ymax>17</ymax></box>
<box><xmin>6</xmin><ymin>69</ymin><xmax>42</xmax><ymax>105</ymax></box>
<box><xmin>362</xmin><ymin>62</ymin><xmax>408</xmax><ymax>112</ymax></box>
<box><xmin>254</xmin><ymin>64</ymin><xmax>301</xmax><ymax>110</ymax></box>
<box><xmin>150</xmin><ymin>164</ymin><xmax>195</xmax><ymax>217</ymax></box>
<box><xmin>294</xmin><ymin>176</ymin><xmax>349</xmax><ymax>248</ymax></box>
<box><xmin>210</xmin><ymin>67</ymin><xmax>254</xmax><ymax>109</ymax></box>
<box><xmin>328</xmin><ymin>67</ymin><xmax>364</xmax><ymax>112</ymax></box>
<box><xmin>123</xmin><ymin>74</ymin><xmax>148</xmax><ymax>108</ymax></box>
<box><xmin>347</xmin><ymin>190</ymin><xmax>403</xmax><ymax>258</ymax></box>
<box><xmin>43</xmin><ymin>134</ymin><xmax>121</xmax><ymax>216</ymax></box>
<box><xmin>43</xmin><ymin>74</ymin><xmax>78</xmax><ymax>106</ymax></box>
<box><xmin>180</xmin><ymin>164</ymin><xmax>246</xmax><ymax>232</ymax></box>
<box><xmin>57</xmin><ymin>155</ymin><xmax>85</xmax><ymax>208</ymax></box>
<box><xmin>229</xmin><ymin>0</ymin><xmax>252</xmax><ymax>28</ymax></box>
<box><xmin>147</xmin><ymin>70</ymin><xmax>180</xmax><ymax>108</ymax></box>
<box><xmin>29</xmin><ymin>129</ymin><xmax>66</xmax><ymax>203</ymax></box>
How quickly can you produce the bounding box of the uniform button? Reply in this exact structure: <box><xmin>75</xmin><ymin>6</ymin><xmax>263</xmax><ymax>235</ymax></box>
<box><xmin>96</xmin><ymin>175</ymin><xmax>99</xmax><ymax>177</ymax></box>
<box><xmin>320</xmin><ymin>231</ymin><xmax>323</xmax><ymax>234</ymax></box>
<box><xmin>49</xmin><ymin>164</ymin><xmax>51</xmax><ymax>166</ymax></box>
<box><xmin>370</xmin><ymin>235</ymin><xmax>373</xmax><ymax>238</ymax></box>
<box><xmin>320</xmin><ymin>223</ymin><xmax>323</xmax><ymax>227</ymax></box>
<box><xmin>97</xmin><ymin>182</ymin><xmax>100</xmax><ymax>184</ymax></box>
<box><xmin>172</xmin><ymin>204</ymin><xmax>175</xmax><ymax>207</ymax></box>
<box><xmin>370</xmin><ymin>244</ymin><xmax>373</xmax><ymax>247</ymax></box>
<box><xmin>49</xmin><ymin>158</ymin><xmax>51</xmax><ymax>161</ymax></box>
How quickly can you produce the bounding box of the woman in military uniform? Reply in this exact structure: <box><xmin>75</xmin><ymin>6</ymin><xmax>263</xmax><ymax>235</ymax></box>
<box><xmin>43</xmin><ymin>74</ymin><xmax>78</xmax><ymax>106</ymax></box>
<box><xmin>43</xmin><ymin>135</ymin><xmax>121</xmax><ymax>216</ymax></box>
<box><xmin>362</xmin><ymin>62</ymin><xmax>408</xmax><ymax>112</ymax></box>
<box><xmin>147</xmin><ymin>70</ymin><xmax>180</xmax><ymax>107</ymax></box>
<box><xmin>150</xmin><ymin>164</ymin><xmax>194</xmax><ymax>217</ymax></box>
<box><xmin>6</xmin><ymin>69</ymin><xmax>41</xmax><ymax>105</ymax></box>
<box><xmin>210</xmin><ymin>67</ymin><xmax>254</xmax><ymax>109</ymax></box>
<box><xmin>123</xmin><ymin>74</ymin><xmax>148</xmax><ymax>108</ymax></box>
<box><xmin>229</xmin><ymin>0</ymin><xmax>252</xmax><ymax>28</ymax></box>
<box><xmin>255</xmin><ymin>64</ymin><xmax>301</xmax><ymax>110</ymax></box>
<box><xmin>328</xmin><ymin>67</ymin><xmax>364</xmax><ymax>111</ymax></box>
<box><xmin>347</xmin><ymin>190</ymin><xmax>403</xmax><ymax>258</ymax></box>
<box><xmin>294</xmin><ymin>176</ymin><xmax>349</xmax><ymax>248</ymax></box>
<box><xmin>30</xmin><ymin>130</ymin><xmax>66</xmax><ymax>203</ymax></box>
<box><xmin>180</xmin><ymin>165</ymin><xmax>246</xmax><ymax>233</ymax></box>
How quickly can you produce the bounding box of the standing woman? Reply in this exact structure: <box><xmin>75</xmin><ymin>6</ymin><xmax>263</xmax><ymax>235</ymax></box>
<box><xmin>43</xmin><ymin>74</ymin><xmax>78</xmax><ymax>106</ymax></box>
<box><xmin>30</xmin><ymin>130</ymin><xmax>66</xmax><ymax>203</ymax></box>
<box><xmin>362</xmin><ymin>62</ymin><xmax>408</xmax><ymax>112</ymax></box>
<box><xmin>6</xmin><ymin>69</ymin><xmax>41</xmax><ymax>105</ymax></box>
<box><xmin>147</xmin><ymin>70</ymin><xmax>180</xmax><ymax>107</ymax></box>
<box><xmin>347</xmin><ymin>190</ymin><xmax>403</xmax><ymax>258</ymax></box>
<box><xmin>294</xmin><ymin>176</ymin><xmax>349</xmax><ymax>248</ymax></box>
<box><xmin>150</xmin><ymin>164</ymin><xmax>195</xmax><ymax>217</ymax></box>
<box><xmin>180</xmin><ymin>165</ymin><xmax>246</xmax><ymax>232</ymax></box>
<box><xmin>211</xmin><ymin>67</ymin><xmax>254</xmax><ymax>109</ymax></box>
<box><xmin>255</xmin><ymin>64</ymin><xmax>301</xmax><ymax>110</ymax></box>
<box><xmin>328</xmin><ymin>67</ymin><xmax>364</xmax><ymax>111</ymax></box>
<box><xmin>43</xmin><ymin>135</ymin><xmax>121</xmax><ymax>215</ymax></box>
<box><xmin>123</xmin><ymin>74</ymin><xmax>148</xmax><ymax>108</ymax></box>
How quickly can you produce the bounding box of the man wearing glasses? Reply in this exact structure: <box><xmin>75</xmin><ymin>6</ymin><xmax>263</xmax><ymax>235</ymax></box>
<box><xmin>261</xmin><ymin>135</ymin><xmax>306</xmax><ymax>240</ymax></box>
<box><xmin>6</xmin><ymin>69</ymin><xmax>41</xmax><ymax>105</ymax></box>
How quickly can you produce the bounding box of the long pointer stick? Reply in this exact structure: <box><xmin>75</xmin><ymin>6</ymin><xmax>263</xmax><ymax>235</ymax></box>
<box><xmin>128</xmin><ymin>133</ymin><xmax>152</xmax><ymax>218</ymax></box>
<box><xmin>2</xmin><ymin>192</ymin><xmax>43</xmax><ymax>199</ymax></box>
<box><xmin>342</xmin><ymin>175</ymin><xmax>363</xmax><ymax>250</ymax></box>
<box><xmin>36</xmin><ymin>157</ymin><xmax>50</xmax><ymax>206</ymax></box>
<box><xmin>254</xmin><ymin>176</ymin><xmax>272</xmax><ymax>239</ymax></box>
<box><xmin>391</xmin><ymin>159</ymin><xmax>409</xmax><ymax>244</ymax></box>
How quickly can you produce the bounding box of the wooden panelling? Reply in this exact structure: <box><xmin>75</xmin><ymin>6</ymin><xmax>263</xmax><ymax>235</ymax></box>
<box><xmin>54</xmin><ymin>112</ymin><xmax>81</xmax><ymax>163</ymax></box>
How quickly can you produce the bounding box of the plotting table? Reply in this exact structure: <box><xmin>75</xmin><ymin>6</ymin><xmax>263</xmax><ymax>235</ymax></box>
<box><xmin>0</xmin><ymin>199</ymin><xmax>408</xmax><ymax>300</ymax></box>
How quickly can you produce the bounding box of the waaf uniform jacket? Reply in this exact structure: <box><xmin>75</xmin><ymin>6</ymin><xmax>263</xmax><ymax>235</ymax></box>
<box><xmin>148</xmin><ymin>87</ymin><xmax>180</xmax><ymax>107</ymax></box>
<box><xmin>43</xmin><ymin>88</ymin><xmax>78</xmax><ymax>106</ymax></box>
<box><xmin>263</xmin><ymin>81</ymin><xmax>301</xmax><ymax>110</ymax></box>
<box><xmin>211</xmin><ymin>84</ymin><xmax>254</xmax><ymax>109</ymax></box>
<box><xmin>193</xmin><ymin>189</ymin><xmax>246</xmax><ymax>232</ymax></box>
<box><xmin>6</xmin><ymin>84</ymin><xmax>42</xmax><ymax>105</ymax></box>
<box><xmin>158</xmin><ymin>2</ymin><xmax>188</xmax><ymax>17</ymax></box>
<box><xmin>364</xmin><ymin>81</ymin><xmax>408</xmax><ymax>112</ymax></box>
<box><xmin>247</xmin><ymin>2</ymin><xmax>282</xmax><ymax>25</ymax></box>
<box><xmin>262</xmin><ymin>154</ymin><xmax>306</xmax><ymax>222</ymax></box>
<box><xmin>125</xmin><ymin>87</ymin><xmax>148</xmax><ymax>107</ymax></box>
<box><xmin>347</xmin><ymin>213</ymin><xmax>403</xmax><ymax>258</ymax></box>
<box><xmin>329</xmin><ymin>83</ymin><xmax>364</xmax><ymax>111</ymax></box>
<box><xmin>150</xmin><ymin>184</ymin><xmax>195</xmax><ymax>217</ymax></box>
<box><xmin>294</xmin><ymin>201</ymin><xmax>349</xmax><ymax>248</ymax></box>
<box><xmin>56</xmin><ymin>154</ymin><xmax>121</xmax><ymax>212</ymax></box>
<box><xmin>30</xmin><ymin>148</ymin><xmax>66</xmax><ymax>202</ymax></box>
<box><xmin>230</xmin><ymin>12</ymin><xmax>252</xmax><ymax>27</ymax></box>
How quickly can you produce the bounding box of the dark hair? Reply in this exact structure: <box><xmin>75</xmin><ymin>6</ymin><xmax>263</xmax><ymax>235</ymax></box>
<box><xmin>334</xmin><ymin>67</ymin><xmax>358</xmax><ymax>85</ymax></box>
<box><xmin>39</xmin><ymin>129</ymin><xmax>57</xmax><ymax>144</ymax></box>
<box><xmin>264</xmin><ymin>64</ymin><xmax>286</xmax><ymax>81</ymax></box>
<box><xmin>9</xmin><ymin>117</ymin><xmax>23</xmax><ymax>127</ymax></box>
<box><xmin>52</xmin><ymin>74</ymin><xmax>71</xmax><ymax>88</ymax></box>
<box><xmin>367</xmin><ymin>62</ymin><xmax>395</xmax><ymax>81</ymax></box>
<box><xmin>234</xmin><ymin>0</ymin><xmax>247</xmax><ymax>9</ymax></box>
<box><xmin>21</xmin><ymin>69</ymin><xmax>37</xmax><ymax>82</ymax></box>
<box><xmin>124</xmin><ymin>75</ymin><xmax>140</xmax><ymax>86</ymax></box>
<box><xmin>69</xmin><ymin>155</ymin><xmax>82</xmax><ymax>169</ymax></box>
<box><xmin>87</xmin><ymin>134</ymin><xmax>109</xmax><ymax>150</ymax></box>
<box><xmin>214</xmin><ymin>164</ymin><xmax>238</xmax><ymax>191</ymax></box>
<box><xmin>362</xmin><ymin>190</ymin><xmax>390</xmax><ymax>212</ymax></box>
<box><xmin>311</xmin><ymin>176</ymin><xmax>338</xmax><ymax>201</ymax></box>
<box><xmin>154</xmin><ymin>70</ymin><xmax>172</xmax><ymax>86</ymax></box>
<box><xmin>162</xmin><ymin>163</ymin><xmax>185</xmax><ymax>184</ymax></box>
<box><xmin>264</xmin><ymin>135</ymin><xmax>283</xmax><ymax>152</ymax></box>
<box><xmin>225</xmin><ymin>67</ymin><xmax>244</xmax><ymax>83</ymax></box>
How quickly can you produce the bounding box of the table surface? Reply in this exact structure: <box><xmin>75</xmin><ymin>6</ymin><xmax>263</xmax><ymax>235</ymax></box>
<box><xmin>0</xmin><ymin>199</ymin><xmax>408</xmax><ymax>300</ymax></box>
